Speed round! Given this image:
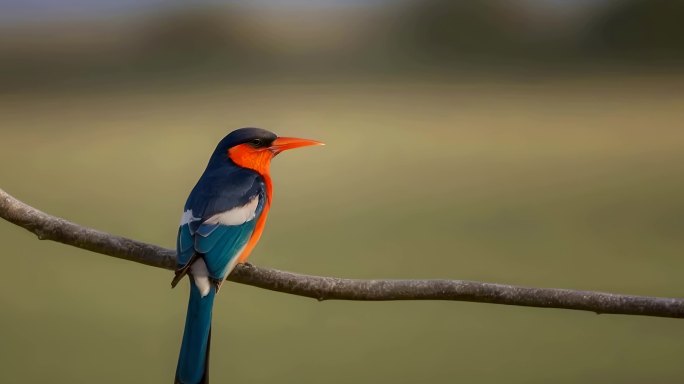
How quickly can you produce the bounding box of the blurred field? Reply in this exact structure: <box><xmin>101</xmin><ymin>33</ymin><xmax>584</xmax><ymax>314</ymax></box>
<box><xmin>1</xmin><ymin>78</ymin><xmax>684</xmax><ymax>383</ymax></box>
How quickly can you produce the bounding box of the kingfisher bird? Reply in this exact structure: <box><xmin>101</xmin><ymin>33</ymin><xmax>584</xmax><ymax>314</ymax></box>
<box><xmin>172</xmin><ymin>127</ymin><xmax>323</xmax><ymax>384</ymax></box>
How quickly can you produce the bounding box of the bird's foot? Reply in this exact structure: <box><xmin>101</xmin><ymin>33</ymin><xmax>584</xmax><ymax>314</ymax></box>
<box><xmin>211</xmin><ymin>277</ymin><xmax>224</xmax><ymax>293</ymax></box>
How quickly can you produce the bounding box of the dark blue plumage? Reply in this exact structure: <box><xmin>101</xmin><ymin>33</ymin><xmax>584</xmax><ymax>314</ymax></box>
<box><xmin>173</xmin><ymin>127</ymin><xmax>322</xmax><ymax>384</ymax></box>
<box><xmin>176</xmin><ymin>280</ymin><xmax>215</xmax><ymax>384</ymax></box>
<box><xmin>174</xmin><ymin>129</ymin><xmax>271</xmax><ymax>384</ymax></box>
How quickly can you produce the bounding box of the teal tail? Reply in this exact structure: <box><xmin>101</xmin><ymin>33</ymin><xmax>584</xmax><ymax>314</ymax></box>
<box><xmin>175</xmin><ymin>280</ymin><xmax>215</xmax><ymax>384</ymax></box>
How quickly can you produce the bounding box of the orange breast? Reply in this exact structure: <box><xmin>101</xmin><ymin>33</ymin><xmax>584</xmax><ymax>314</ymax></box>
<box><xmin>237</xmin><ymin>174</ymin><xmax>272</xmax><ymax>263</ymax></box>
<box><xmin>227</xmin><ymin>144</ymin><xmax>275</xmax><ymax>263</ymax></box>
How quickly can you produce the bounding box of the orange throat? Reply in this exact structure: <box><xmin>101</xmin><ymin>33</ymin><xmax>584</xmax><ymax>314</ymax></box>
<box><xmin>228</xmin><ymin>144</ymin><xmax>274</xmax><ymax>262</ymax></box>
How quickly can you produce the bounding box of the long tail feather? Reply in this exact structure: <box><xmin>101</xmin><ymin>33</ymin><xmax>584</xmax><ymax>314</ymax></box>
<box><xmin>175</xmin><ymin>279</ymin><xmax>215</xmax><ymax>384</ymax></box>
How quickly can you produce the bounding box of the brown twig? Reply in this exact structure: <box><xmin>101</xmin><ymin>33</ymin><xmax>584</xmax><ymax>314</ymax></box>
<box><xmin>1</xmin><ymin>187</ymin><xmax>683</xmax><ymax>319</ymax></box>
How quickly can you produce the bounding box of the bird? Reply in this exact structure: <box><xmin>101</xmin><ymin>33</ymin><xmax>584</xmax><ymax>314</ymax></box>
<box><xmin>172</xmin><ymin>127</ymin><xmax>323</xmax><ymax>384</ymax></box>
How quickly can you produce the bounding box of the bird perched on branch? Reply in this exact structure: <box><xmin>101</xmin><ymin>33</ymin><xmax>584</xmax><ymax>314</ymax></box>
<box><xmin>171</xmin><ymin>127</ymin><xmax>323</xmax><ymax>384</ymax></box>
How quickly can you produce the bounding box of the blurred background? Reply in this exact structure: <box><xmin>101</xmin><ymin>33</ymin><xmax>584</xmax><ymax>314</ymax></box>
<box><xmin>1</xmin><ymin>0</ymin><xmax>684</xmax><ymax>383</ymax></box>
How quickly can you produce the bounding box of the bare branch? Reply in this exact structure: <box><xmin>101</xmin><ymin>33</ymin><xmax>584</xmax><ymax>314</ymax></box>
<box><xmin>1</xmin><ymin>187</ymin><xmax>683</xmax><ymax>319</ymax></box>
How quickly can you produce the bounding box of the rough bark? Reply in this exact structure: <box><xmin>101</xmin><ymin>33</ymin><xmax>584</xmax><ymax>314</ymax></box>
<box><xmin>1</xmin><ymin>187</ymin><xmax>682</xmax><ymax>319</ymax></box>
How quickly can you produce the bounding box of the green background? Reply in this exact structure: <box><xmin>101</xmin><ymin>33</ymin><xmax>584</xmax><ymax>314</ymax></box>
<box><xmin>1</xmin><ymin>79</ymin><xmax>683</xmax><ymax>383</ymax></box>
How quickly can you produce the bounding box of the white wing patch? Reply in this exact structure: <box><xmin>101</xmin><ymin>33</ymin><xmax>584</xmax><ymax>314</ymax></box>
<box><xmin>179</xmin><ymin>210</ymin><xmax>200</xmax><ymax>227</ymax></box>
<box><xmin>190</xmin><ymin>258</ymin><xmax>212</xmax><ymax>297</ymax></box>
<box><xmin>181</xmin><ymin>196</ymin><xmax>259</xmax><ymax>295</ymax></box>
<box><xmin>204</xmin><ymin>195</ymin><xmax>259</xmax><ymax>226</ymax></box>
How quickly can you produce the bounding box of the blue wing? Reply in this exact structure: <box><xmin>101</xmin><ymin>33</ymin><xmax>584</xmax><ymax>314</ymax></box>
<box><xmin>176</xmin><ymin>166</ymin><xmax>266</xmax><ymax>280</ymax></box>
<box><xmin>175</xmin><ymin>162</ymin><xmax>267</xmax><ymax>383</ymax></box>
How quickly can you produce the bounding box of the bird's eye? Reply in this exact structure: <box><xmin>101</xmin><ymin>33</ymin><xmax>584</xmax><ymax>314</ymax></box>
<box><xmin>250</xmin><ymin>138</ymin><xmax>263</xmax><ymax>147</ymax></box>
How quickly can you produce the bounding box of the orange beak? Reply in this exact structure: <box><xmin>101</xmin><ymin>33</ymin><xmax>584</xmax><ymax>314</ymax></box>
<box><xmin>269</xmin><ymin>137</ymin><xmax>324</xmax><ymax>155</ymax></box>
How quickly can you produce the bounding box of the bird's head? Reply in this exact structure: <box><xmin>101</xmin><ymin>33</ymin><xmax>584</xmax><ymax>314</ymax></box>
<box><xmin>211</xmin><ymin>127</ymin><xmax>323</xmax><ymax>175</ymax></box>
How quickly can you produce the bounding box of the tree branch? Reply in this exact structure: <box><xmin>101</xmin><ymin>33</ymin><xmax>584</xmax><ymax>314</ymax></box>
<box><xmin>1</xmin><ymin>187</ymin><xmax>683</xmax><ymax>319</ymax></box>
